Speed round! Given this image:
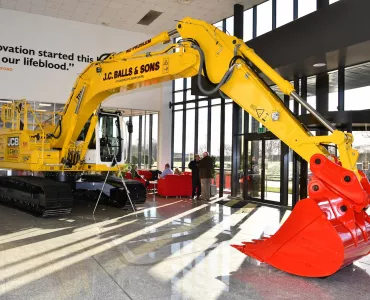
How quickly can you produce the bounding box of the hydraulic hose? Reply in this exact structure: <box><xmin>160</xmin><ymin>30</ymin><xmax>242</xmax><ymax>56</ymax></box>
<box><xmin>191</xmin><ymin>44</ymin><xmax>237</xmax><ymax>96</ymax></box>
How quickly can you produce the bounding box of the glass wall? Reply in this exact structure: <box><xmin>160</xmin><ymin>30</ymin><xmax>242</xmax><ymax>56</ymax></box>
<box><xmin>257</xmin><ymin>0</ymin><xmax>272</xmax><ymax>36</ymax></box>
<box><xmin>170</xmin><ymin>0</ymin><xmax>369</xmax><ymax>204</ymax></box>
<box><xmin>186</xmin><ymin>109</ymin><xmax>195</xmax><ymax>165</ymax></box>
<box><xmin>130</xmin><ymin>116</ymin><xmax>139</xmax><ymax>163</ymax></box>
<box><xmin>152</xmin><ymin>114</ymin><xmax>158</xmax><ymax>169</ymax></box>
<box><xmin>225</xmin><ymin>17</ymin><xmax>234</xmax><ymax>35</ymax></box>
<box><xmin>328</xmin><ymin>70</ymin><xmax>339</xmax><ymax>111</ymax></box>
<box><xmin>173</xmin><ymin>110</ymin><xmax>183</xmax><ymax>168</ymax></box>
<box><xmin>298</xmin><ymin>0</ymin><xmax>316</xmax><ymax>18</ymax></box>
<box><xmin>243</xmin><ymin>8</ymin><xmax>253</xmax><ymax>41</ymax></box>
<box><xmin>345</xmin><ymin>63</ymin><xmax>370</xmax><ymax>111</ymax></box>
<box><xmin>276</xmin><ymin>0</ymin><xmax>294</xmax><ymax>28</ymax></box>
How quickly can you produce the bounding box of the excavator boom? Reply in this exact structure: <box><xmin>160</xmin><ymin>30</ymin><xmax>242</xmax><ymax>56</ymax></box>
<box><xmin>1</xmin><ymin>17</ymin><xmax>370</xmax><ymax>277</ymax></box>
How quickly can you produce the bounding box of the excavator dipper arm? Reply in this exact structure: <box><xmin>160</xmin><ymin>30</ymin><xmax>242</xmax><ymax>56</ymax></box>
<box><xmin>46</xmin><ymin>18</ymin><xmax>370</xmax><ymax>277</ymax></box>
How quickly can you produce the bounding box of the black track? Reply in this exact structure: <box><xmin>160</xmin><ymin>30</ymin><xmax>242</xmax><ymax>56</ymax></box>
<box><xmin>74</xmin><ymin>175</ymin><xmax>147</xmax><ymax>208</ymax></box>
<box><xmin>0</xmin><ymin>176</ymin><xmax>73</xmax><ymax>217</ymax></box>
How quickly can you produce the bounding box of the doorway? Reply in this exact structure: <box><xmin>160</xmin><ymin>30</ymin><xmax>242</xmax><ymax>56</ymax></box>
<box><xmin>236</xmin><ymin>131</ymin><xmax>292</xmax><ymax>206</ymax></box>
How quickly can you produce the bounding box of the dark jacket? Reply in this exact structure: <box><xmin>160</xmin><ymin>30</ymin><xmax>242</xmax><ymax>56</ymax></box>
<box><xmin>188</xmin><ymin>160</ymin><xmax>200</xmax><ymax>179</ymax></box>
<box><xmin>198</xmin><ymin>156</ymin><xmax>213</xmax><ymax>179</ymax></box>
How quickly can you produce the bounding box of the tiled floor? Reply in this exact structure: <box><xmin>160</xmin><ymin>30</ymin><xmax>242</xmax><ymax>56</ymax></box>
<box><xmin>1</xmin><ymin>195</ymin><xmax>370</xmax><ymax>300</ymax></box>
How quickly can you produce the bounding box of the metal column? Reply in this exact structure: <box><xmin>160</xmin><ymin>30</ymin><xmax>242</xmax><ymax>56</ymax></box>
<box><xmin>138</xmin><ymin>116</ymin><xmax>142</xmax><ymax>167</ymax></box>
<box><xmin>149</xmin><ymin>114</ymin><xmax>153</xmax><ymax>168</ymax></box>
<box><xmin>299</xmin><ymin>77</ymin><xmax>308</xmax><ymax>200</ymax></box>
<box><xmin>231</xmin><ymin>3</ymin><xmax>244</xmax><ymax>198</ymax></box>
<box><xmin>280</xmin><ymin>95</ymin><xmax>290</xmax><ymax>206</ymax></box>
<box><xmin>292</xmin><ymin>78</ymin><xmax>300</xmax><ymax>207</ymax></box>
<box><xmin>219</xmin><ymin>99</ymin><xmax>225</xmax><ymax>197</ymax></box>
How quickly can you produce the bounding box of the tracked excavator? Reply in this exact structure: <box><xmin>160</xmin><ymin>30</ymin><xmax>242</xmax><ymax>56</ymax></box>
<box><xmin>0</xmin><ymin>17</ymin><xmax>369</xmax><ymax>278</ymax></box>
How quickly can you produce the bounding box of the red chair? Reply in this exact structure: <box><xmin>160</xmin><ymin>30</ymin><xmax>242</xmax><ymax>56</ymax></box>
<box><xmin>124</xmin><ymin>171</ymin><xmax>152</xmax><ymax>189</ymax></box>
<box><xmin>137</xmin><ymin>170</ymin><xmax>155</xmax><ymax>190</ymax></box>
<box><xmin>157</xmin><ymin>174</ymin><xmax>192</xmax><ymax>197</ymax></box>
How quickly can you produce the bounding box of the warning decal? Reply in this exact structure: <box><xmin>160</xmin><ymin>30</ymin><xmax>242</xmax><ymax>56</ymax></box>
<box><xmin>256</xmin><ymin>109</ymin><xmax>264</xmax><ymax>118</ymax></box>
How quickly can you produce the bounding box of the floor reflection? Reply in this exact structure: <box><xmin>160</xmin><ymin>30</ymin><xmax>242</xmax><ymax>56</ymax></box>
<box><xmin>1</xmin><ymin>196</ymin><xmax>370</xmax><ymax>300</ymax></box>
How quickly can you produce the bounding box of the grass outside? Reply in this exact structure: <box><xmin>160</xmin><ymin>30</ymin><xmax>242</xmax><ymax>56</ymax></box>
<box><xmin>266</xmin><ymin>186</ymin><xmax>293</xmax><ymax>194</ymax></box>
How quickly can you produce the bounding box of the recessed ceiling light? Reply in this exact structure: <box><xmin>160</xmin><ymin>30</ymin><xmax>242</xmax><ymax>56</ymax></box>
<box><xmin>0</xmin><ymin>100</ymin><xmax>11</xmax><ymax>103</ymax></box>
<box><xmin>313</xmin><ymin>63</ymin><xmax>326</xmax><ymax>67</ymax></box>
<box><xmin>36</xmin><ymin>109</ymin><xmax>46</xmax><ymax>112</ymax></box>
<box><xmin>39</xmin><ymin>103</ymin><xmax>52</xmax><ymax>107</ymax></box>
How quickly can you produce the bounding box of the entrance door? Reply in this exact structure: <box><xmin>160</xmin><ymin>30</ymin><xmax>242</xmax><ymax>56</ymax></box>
<box><xmin>241</xmin><ymin>133</ymin><xmax>284</xmax><ymax>205</ymax></box>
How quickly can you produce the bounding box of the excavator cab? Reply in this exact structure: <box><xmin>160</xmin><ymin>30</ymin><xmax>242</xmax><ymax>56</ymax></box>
<box><xmin>79</xmin><ymin>110</ymin><xmax>127</xmax><ymax>166</ymax></box>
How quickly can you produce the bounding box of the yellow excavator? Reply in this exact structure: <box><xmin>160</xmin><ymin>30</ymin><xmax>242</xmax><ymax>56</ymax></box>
<box><xmin>0</xmin><ymin>17</ymin><xmax>369</xmax><ymax>278</ymax></box>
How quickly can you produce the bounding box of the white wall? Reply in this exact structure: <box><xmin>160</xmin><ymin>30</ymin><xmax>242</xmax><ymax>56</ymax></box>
<box><xmin>157</xmin><ymin>81</ymin><xmax>173</xmax><ymax>170</ymax></box>
<box><xmin>0</xmin><ymin>8</ymin><xmax>172</xmax><ymax>165</ymax></box>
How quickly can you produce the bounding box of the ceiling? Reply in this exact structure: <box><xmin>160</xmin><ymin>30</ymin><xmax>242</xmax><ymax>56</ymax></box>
<box><xmin>0</xmin><ymin>0</ymin><xmax>266</xmax><ymax>34</ymax></box>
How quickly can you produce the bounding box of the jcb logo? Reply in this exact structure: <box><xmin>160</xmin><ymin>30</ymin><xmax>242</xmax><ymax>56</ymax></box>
<box><xmin>8</xmin><ymin>137</ymin><xmax>19</xmax><ymax>147</ymax></box>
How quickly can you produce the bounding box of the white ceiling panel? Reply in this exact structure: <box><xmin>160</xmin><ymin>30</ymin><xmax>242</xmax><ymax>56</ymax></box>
<box><xmin>1</xmin><ymin>0</ymin><xmax>267</xmax><ymax>35</ymax></box>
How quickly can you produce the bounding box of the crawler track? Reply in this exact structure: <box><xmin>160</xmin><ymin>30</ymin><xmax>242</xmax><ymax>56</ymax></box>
<box><xmin>0</xmin><ymin>176</ymin><xmax>73</xmax><ymax>217</ymax></box>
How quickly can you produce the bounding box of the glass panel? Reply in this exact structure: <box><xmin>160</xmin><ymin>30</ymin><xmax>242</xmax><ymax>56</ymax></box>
<box><xmin>186</xmin><ymin>102</ymin><xmax>195</xmax><ymax>109</ymax></box>
<box><xmin>186</xmin><ymin>109</ymin><xmax>195</xmax><ymax>167</ymax></box>
<box><xmin>276</xmin><ymin>0</ymin><xmax>293</xmax><ymax>28</ymax></box>
<box><xmin>214</xmin><ymin>169</ymin><xmax>221</xmax><ymax>192</ymax></box>
<box><xmin>198</xmin><ymin>107</ymin><xmax>208</xmax><ymax>153</ymax></box>
<box><xmin>186</xmin><ymin>77</ymin><xmax>191</xmax><ymax>89</ymax></box>
<box><xmin>211</xmin><ymin>98</ymin><xmax>221</xmax><ymax>105</ymax></box>
<box><xmin>131</xmin><ymin>116</ymin><xmax>139</xmax><ymax>164</ymax></box>
<box><xmin>329</xmin><ymin>70</ymin><xmax>339</xmax><ymax>111</ymax></box>
<box><xmin>224</xmin><ymin>104</ymin><xmax>233</xmax><ymax>193</ymax></box>
<box><xmin>298</xmin><ymin>0</ymin><xmax>316</xmax><ymax>18</ymax></box>
<box><xmin>265</xmin><ymin>140</ymin><xmax>281</xmax><ymax>202</ymax></box>
<box><xmin>257</xmin><ymin>0</ymin><xmax>272</xmax><ymax>37</ymax></box>
<box><xmin>226</xmin><ymin>16</ymin><xmax>234</xmax><ymax>35</ymax></box>
<box><xmin>152</xmin><ymin>114</ymin><xmax>158</xmax><ymax>169</ymax></box>
<box><xmin>213</xmin><ymin>20</ymin><xmax>223</xmax><ymax>30</ymax></box>
<box><xmin>329</xmin><ymin>0</ymin><xmax>340</xmax><ymax>3</ymax></box>
<box><xmin>244</xmin><ymin>8</ymin><xmax>253</xmax><ymax>41</ymax></box>
<box><xmin>210</xmin><ymin>105</ymin><xmax>221</xmax><ymax>167</ymax></box>
<box><xmin>345</xmin><ymin>63</ymin><xmax>370</xmax><ymax>111</ymax></box>
<box><xmin>99</xmin><ymin>114</ymin><xmax>121</xmax><ymax>162</ymax></box>
<box><xmin>307</xmin><ymin>75</ymin><xmax>317</xmax><ymax>110</ymax></box>
<box><xmin>173</xmin><ymin>111</ymin><xmax>183</xmax><ymax>168</ymax></box>
<box><xmin>247</xmin><ymin>140</ymin><xmax>262</xmax><ymax>198</ymax></box>
<box><xmin>236</xmin><ymin>134</ymin><xmax>244</xmax><ymax>198</ymax></box>
<box><xmin>345</xmin><ymin>86</ymin><xmax>370</xmax><ymax>111</ymax></box>
<box><xmin>174</xmin><ymin>91</ymin><xmax>183</xmax><ymax>103</ymax></box>
<box><xmin>186</xmin><ymin>90</ymin><xmax>195</xmax><ymax>101</ymax></box>
<box><xmin>288</xmin><ymin>148</ymin><xmax>293</xmax><ymax>206</ymax></box>
<box><xmin>141</xmin><ymin>114</ymin><xmax>150</xmax><ymax>168</ymax></box>
<box><xmin>352</xmin><ymin>131</ymin><xmax>370</xmax><ymax>180</ymax></box>
<box><xmin>175</xmin><ymin>79</ymin><xmax>183</xmax><ymax>91</ymax></box>
<box><xmin>199</xmin><ymin>100</ymin><xmax>208</xmax><ymax>107</ymax></box>
<box><xmin>174</xmin><ymin>104</ymin><xmax>183</xmax><ymax>111</ymax></box>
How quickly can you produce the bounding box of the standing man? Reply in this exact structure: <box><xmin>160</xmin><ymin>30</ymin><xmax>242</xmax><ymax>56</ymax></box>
<box><xmin>198</xmin><ymin>152</ymin><xmax>213</xmax><ymax>201</ymax></box>
<box><xmin>188</xmin><ymin>154</ymin><xmax>201</xmax><ymax>200</ymax></box>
